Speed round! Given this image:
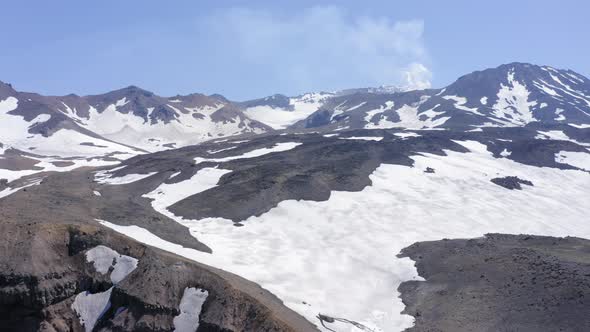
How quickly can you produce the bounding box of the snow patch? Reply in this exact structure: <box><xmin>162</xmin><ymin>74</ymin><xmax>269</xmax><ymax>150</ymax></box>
<box><xmin>94</xmin><ymin>170</ymin><xmax>157</xmax><ymax>185</ymax></box>
<box><xmin>535</xmin><ymin>130</ymin><xmax>590</xmax><ymax>147</ymax></box>
<box><xmin>115</xmin><ymin>97</ymin><xmax>129</xmax><ymax>107</ymax></box>
<box><xmin>331</xmin><ymin>102</ymin><xmax>367</xmax><ymax>120</ymax></box>
<box><xmin>194</xmin><ymin>142</ymin><xmax>301</xmax><ymax>164</ymax></box>
<box><xmin>394</xmin><ymin>132</ymin><xmax>421</xmax><ymax>139</ymax></box>
<box><xmin>71</xmin><ymin>288</ymin><xmax>113</xmax><ymax>332</ymax></box>
<box><xmin>365</xmin><ymin>102</ymin><xmax>449</xmax><ymax>130</ymax></box>
<box><xmin>568</xmin><ymin>123</ymin><xmax>590</xmax><ymax>129</ymax></box>
<box><xmin>0</xmin><ymin>177</ymin><xmax>43</xmax><ymax>199</ymax></box>
<box><xmin>364</xmin><ymin>101</ymin><xmax>396</xmax><ymax>126</ymax></box>
<box><xmin>207</xmin><ymin>146</ymin><xmax>237</xmax><ymax>154</ymax></box>
<box><xmin>0</xmin><ymin>96</ymin><xmax>19</xmax><ymax>113</ymax></box>
<box><xmin>555</xmin><ymin>151</ymin><xmax>590</xmax><ymax>171</ymax></box>
<box><xmin>85</xmin><ymin>245</ymin><xmax>138</xmax><ymax>284</ymax></box>
<box><xmin>443</xmin><ymin>95</ymin><xmax>484</xmax><ymax>116</ymax></box>
<box><xmin>554</xmin><ymin>108</ymin><xmax>566</xmax><ymax>121</ymax></box>
<box><xmin>340</xmin><ymin>136</ymin><xmax>383</xmax><ymax>141</ymax></box>
<box><xmin>492</xmin><ymin>70</ymin><xmax>538</xmax><ymax>125</ymax></box>
<box><xmin>143</xmin><ymin>168</ymin><xmax>232</xmax><ymax>212</ymax></box>
<box><xmin>173</xmin><ymin>287</ymin><xmax>209</xmax><ymax>332</ymax></box>
<box><xmin>500</xmin><ymin>148</ymin><xmax>512</xmax><ymax>157</ymax></box>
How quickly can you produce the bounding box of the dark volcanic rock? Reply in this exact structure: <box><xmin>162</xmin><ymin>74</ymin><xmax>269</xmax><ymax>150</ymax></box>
<box><xmin>113</xmin><ymin>126</ymin><xmax>588</xmax><ymax>223</ymax></box>
<box><xmin>0</xmin><ymin>166</ymin><xmax>317</xmax><ymax>332</ymax></box>
<box><xmin>490</xmin><ymin>176</ymin><xmax>533</xmax><ymax>190</ymax></box>
<box><xmin>424</xmin><ymin>167</ymin><xmax>435</xmax><ymax>174</ymax></box>
<box><xmin>398</xmin><ymin>234</ymin><xmax>590</xmax><ymax>332</ymax></box>
<box><xmin>0</xmin><ymin>222</ymin><xmax>317</xmax><ymax>332</ymax></box>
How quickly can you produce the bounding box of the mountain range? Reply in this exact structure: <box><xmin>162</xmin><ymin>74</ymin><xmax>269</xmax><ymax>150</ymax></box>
<box><xmin>1</xmin><ymin>63</ymin><xmax>590</xmax><ymax>332</ymax></box>
<box><xmin>2</xmin><ymin>62</ymin><xmax>589</xmax><ymax>159</ymax></box>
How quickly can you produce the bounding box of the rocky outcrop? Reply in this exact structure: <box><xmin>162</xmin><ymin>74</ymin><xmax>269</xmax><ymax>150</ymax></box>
<box><xmin>0</xmin><ymin>220</ymin><xmax>316</xmax><ymax>331</ymax></box>
<box><xmin>490</xmin><ymin>176</ymin><xmax>534</xmax><ymax>190</ymax></box>
<box><xmin>398</xmin><ymin>234</ymin><xmax>590</xmax><ymax>332</ymax></box>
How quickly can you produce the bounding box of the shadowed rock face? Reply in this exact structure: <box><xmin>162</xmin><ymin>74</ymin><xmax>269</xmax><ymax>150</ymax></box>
<box><xmin>0</xmin><ymin>219</ymin><xmax>317</xmax><ymax>332</ymax></box>
<box><xmin>0</xmin><ymin>158</ymin><xmax>318</xmax><ymax>332</ymax></box>
<box><xmin>398</xmin><ymin>234</ymin><xmax>590</xmax><ymax>332</ymax></box>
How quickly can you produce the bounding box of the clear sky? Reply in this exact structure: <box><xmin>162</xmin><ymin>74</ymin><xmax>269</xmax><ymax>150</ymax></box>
<box><xmin>1</xmin><ymin>0</ymin><xmax>588</xmax><ymax>100</ymax></box>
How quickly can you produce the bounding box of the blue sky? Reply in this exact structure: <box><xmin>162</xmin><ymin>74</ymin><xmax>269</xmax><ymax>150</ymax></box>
<box><xmin>1</xmin><ymin>1</ymin><xmax>588</xmax><ymax>100</ymax></box>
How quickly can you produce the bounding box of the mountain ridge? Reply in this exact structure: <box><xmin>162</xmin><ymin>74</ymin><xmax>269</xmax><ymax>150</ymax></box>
<box><xmin>1</xmin><ymin>62</ymin><xmax>589</xmax><ymax>158</ymax></box>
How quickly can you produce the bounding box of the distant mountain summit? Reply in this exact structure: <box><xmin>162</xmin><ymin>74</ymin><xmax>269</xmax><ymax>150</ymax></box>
<box><xmin>291</xmin><ymin>62</ymin><xmax>590</xmax><ymax>130</ymax></box>
<box><xmin>0</xmin><ymin>84</ymin><xmax>271</xmax><ymax>158</ymax></box>
<box><xmin>1</xmin><ymin>62</ymin><xmax>589</xmax><ymax>159</ymax></box>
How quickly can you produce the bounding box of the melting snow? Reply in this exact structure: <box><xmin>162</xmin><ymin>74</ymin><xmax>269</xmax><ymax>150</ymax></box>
<box><xmin>206</xmin><ymin>146</ymin><xmax>237</xmax><ymax>154</ymax></box>
<box><xmin>443</xmin><ymin>95</ymin><xmax>484</xmax><ymax>116</ymax></box>
<box><xmin>94</xmin><ymin>170</ymin><xmax>157</xmax><ymax>185</ymax></box>
<box><xmin>394</xmin><ymin>132</ymin><xmax>421</xmax><ymax>139</ymax></box>
<box><xmin>244</xmin><ymin>93</ymin><xmax>333</xmax><ymax>129</ymax></box>
<box><xmin>340</xmin><ymin>136</ymin><xmax>383</xmax><ymax>141</ymax></box>
<box><xmin>533</xmin><ymin>81</ymin><xmax>560</xmax><ymax>97</ymax></box>
<box><xmin>500</xmin><ymin>148</ymin><xmax>512</xmax><ymax>157</ymax></box>
<box><xmin>0</xmin><ymin>151</ymin><xmax>120</xmax><ymax>196</ymax></box>
<box><xmin>555</xmin><ymin>151</ymin><xmax>590</xmax><ymax>171</ymax></box>
<box><xmin>331</xmin><ymin>102</ymin><xmax>367</xmax><ymax>120</ymax></box>
<box><xmin>71</xmin><ymin>288</ymin><xmax>113</xmax><ymax>332</ymax></box>
<box><xmin>554</xmin><ymin>108</ymin><xmax>566</xmax><ymax>121</ymax></box>
<box><xmin>0</xmin><ymin>97</ymin><xmax>136</xmax><ymax>158</ymax></box>
<box><xmin>105</xmin><ymin>147</ymin><xmax>590</xmax><ymax>332</ymax></box>
<box><xmin>492</xmin><ymin>70</ymin><xmax>538</xmax><ymax>125</ymax></box>
<box><xmin>143</xmin><ymin>167</ymin><xmax>232</xmax><ymax>212</ymax></box>
<box><xmin>115</xmin><ymin>97</ymin><xmax>129</xmax><ymax>107</ymax></box>
<box><xmin>0</xmin><ymin>177</ymin><xmax>43</xmax><ymax>199</ymax></box>
<box><xmin>173</xmin><ymin>287</ymin><xmax>209</xmax><ymax>332</ymax></box>
<box><xmin>365</xmin><ymin>102</ymin><xmax>449</xmax><ymax>130</ymax></box>
<box><xmin>85</xmin><ymin>245</ymin><xmax>138</xmax><ymax>284</ymax></box>
<box><xmin>364</xmin><ymin>101</ymin><xmax>395</xmax><ymax>127</ymax></box>
<box><xmin>79</xmin><ymin>102</ymin><xmax>263</xmax><ymax>152</ymax></box>
<box><xmin>568</xmin><ymin>123</ymin><xmax>590</xmax><ymax>129</ymax></box>
<box><xmin>194</xmin><ymin>142</ymin><xmax>301</xmax><ymax>164</ymax></box>
<box><xmin>535</xmin><ymin>130</ymin><xmax>590</xmax><ymax>147</ymax></box>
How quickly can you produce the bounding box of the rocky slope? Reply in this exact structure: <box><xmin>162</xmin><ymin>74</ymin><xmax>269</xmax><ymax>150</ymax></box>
<box><xmin>55</xmin><ymin>124</ymin><xmax>588</xmax><ymax>332</ymax></box>
<box><xmin>398</xmin><ymin>234</ymin><xmax>590</xmax><ymax>332</ymax></box>
<box><xmin>0</xmin><ymin>169</ymin><xmax>317</xmax><ymax>332</ymax></box>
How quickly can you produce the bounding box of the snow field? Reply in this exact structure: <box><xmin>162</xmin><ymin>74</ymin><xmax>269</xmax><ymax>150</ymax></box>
<box><xmin>106</xmin><ymin>140</ymin><xmax>590</xmax><ymax>331</ymax></box>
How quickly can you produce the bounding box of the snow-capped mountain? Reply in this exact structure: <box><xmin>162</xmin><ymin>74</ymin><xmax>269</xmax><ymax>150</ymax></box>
<box><xmin>237</xmin><ymin>85</ymin><xmax>423</xmax><ymax>130</ymax></box>
<box><xmin>239</xmin><ymin>92</ymin><xmax>335</xmax><ymax>129</ymax></box>
<box><xmin>0</xmin><ymin>83</ymin><xmax>272</xmax><ymax>157</ymax></box>
<box><xmin>294</xmin><ymin>63</ymin><xmax>590</xmax><ymax>131</ymax></box>
<box><xmin>2</xmin><ymin>62</ymin><xmax>589</xmax><ymax>189</ymax></box>
<box><xmin>81</xmin><ymin>86</ymin><xmax>270</xmax><ymax>151</ymax></box>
